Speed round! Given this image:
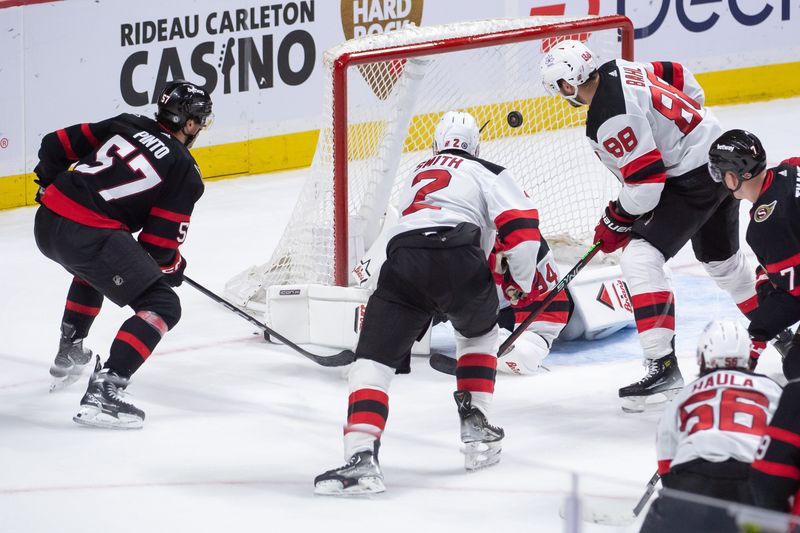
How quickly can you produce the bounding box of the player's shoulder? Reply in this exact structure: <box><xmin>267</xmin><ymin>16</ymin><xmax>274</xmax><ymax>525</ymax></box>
<box><xmin>586</xmin><ymin>60</ymin><xmax>628</xmax><ymax>142</ymax></box>
<box><xmin>452</xmin><ymin>151</ymin><xmax>506</xmax><ymax>176</ymax></box>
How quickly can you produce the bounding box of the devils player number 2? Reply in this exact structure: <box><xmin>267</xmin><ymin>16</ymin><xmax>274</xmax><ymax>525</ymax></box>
<box><xmin>402</xmin><ymin>169</ymin><xmax>452</xmax><ymax>216</ymax></box>
<box><xmin>679</xmin><ymin>388</ymin><xmax>770</xmax><ymax>436</ymax></box>
<box><xmin>73</xmin><ymin>134</ymin><xmax>162</xmax><ymax>201</ymax></box>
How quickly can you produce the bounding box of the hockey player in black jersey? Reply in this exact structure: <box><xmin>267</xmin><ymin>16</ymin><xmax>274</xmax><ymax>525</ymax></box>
<box><xmin>750</xmin><ymin>381</ymin><xmax>800</xmax><ymax>515</ymax></box>
<box><xmin>34</xmin><ymin>80</ymin><xmax>212</xmax><ymax>429</ymax></box>
<box><xmin>708</xmin><ymin>129</ymin><xmax>800</xmax><ymax>378</ymax></box>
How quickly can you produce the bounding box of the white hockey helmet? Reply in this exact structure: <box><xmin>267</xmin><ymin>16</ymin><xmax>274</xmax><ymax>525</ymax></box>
<box><xmin>433</xmin><ymin>111</ymin><xmax>480</xmax><ymax>157</ymax></box>
<box><xmin>696</xmin><ymin>320</ymin><xmax>751</xmax><ymax>371</ymax></box>
<box><xmin>539</xmin><ymin>39</ymin><xmax>598</xmax><ymax>107</ymax></box>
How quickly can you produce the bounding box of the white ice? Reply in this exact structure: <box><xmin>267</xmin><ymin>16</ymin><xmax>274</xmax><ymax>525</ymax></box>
<box><xmin>1</xmin><ymin>98</ymin><xmax>798</xmax><ymax>533</ymax></box>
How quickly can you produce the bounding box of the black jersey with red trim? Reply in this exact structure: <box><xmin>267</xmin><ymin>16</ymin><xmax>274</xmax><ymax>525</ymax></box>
<box><xmin>745</xmin><ymin>158</ymin><xmax>800</xmax><ymax>342</ymax></box>
<box><xmin>750</xmin><ymin>381</ymin><xmax>800</xmax><ymax>513</ymax></box>
<box><xmin>585</xmin><ymin>59</ymin><xmax>720</xmax><ymax>217</ymax></box>
<box><xmin>37</xmin><ymin>113</ymin><xmax>204</xmax><ymax>265</ymax></box>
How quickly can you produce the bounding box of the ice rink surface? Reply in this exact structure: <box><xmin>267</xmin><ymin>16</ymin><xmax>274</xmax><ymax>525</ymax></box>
<box><xmin>1</xmin><ymin>97</ymin><xmax>798</xmax><ymax>532</ymax></box>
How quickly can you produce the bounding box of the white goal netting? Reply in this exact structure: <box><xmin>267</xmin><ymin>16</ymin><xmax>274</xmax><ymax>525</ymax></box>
<box><xmin>226</xmin><ymin>16</ymin><xmax>627</xmax><ymax>310</ymax></box>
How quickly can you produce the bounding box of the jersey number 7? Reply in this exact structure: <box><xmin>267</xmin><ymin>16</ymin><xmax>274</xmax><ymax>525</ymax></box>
<box><xmin>73</xmin><ymin>134</ymin><xmax>163</xmax><ymax>201</ymax></box>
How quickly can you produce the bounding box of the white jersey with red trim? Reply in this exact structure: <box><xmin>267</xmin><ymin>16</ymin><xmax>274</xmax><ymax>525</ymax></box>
<box><xmin>656</xmin><ymin>369</ymin><xmax>782</xmax><ymax>474</ymax></box>
<box><xmin>586</xmin><ymin>59</ymin><xmax>722</xmax><ymax>216</ymax></box>
<box><xmin>390</xmin><ymin>149</ymin><xmax>540</xmax><ymax>292</ymax></box>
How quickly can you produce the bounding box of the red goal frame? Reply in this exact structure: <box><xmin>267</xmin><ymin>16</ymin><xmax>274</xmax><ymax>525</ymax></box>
<box><xmin>329</xmin><ymin>15</ymin><xmax>634</xmax><ymax>286</ymax></box>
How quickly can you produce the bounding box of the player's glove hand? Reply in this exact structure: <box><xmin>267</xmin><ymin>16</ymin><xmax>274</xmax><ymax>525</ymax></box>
<box><xmin>748</xmin><ymin>337</ymin><xmax>767</xmax><ymax>371</ymax></box>
<box><xmin>491</xmin><ymin>250</ymin><xmax>539</xmax><ymax>306</ymax></box>
<box><xmin>502</xmin><ymin>279</ymin><xmax>532</xmax><ymax>306</ymax></box>
<box><xmin>161</xmin><ymin>250</ymin><xmax>187</xmax><ymax>287</ymax></box>
<box><xmin>594</xmin><ymin>201</ymin><xmax>636</xmax><ymax>253</ymax></box>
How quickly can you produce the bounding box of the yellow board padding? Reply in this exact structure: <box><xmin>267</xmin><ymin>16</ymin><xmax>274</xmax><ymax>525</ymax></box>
<box><xmin>698</xmin><ymin>61</ymin><xmax>800</xmax><ymax>106</ymax></box>
<box><xmin>0</xmin><ymin>173</ymin><xmax>31</xmax><ymax>210</ymax></box>
<box><xmin>1</xmin><ymin>61</ymin><xmax>798</xmax><ymax>210</ymax></box>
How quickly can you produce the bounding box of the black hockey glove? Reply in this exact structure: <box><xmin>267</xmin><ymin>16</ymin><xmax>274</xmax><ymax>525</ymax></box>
<box><xmin>161</xmin><ymin>251</ymin><xmax>187</xmax><ymax>287</ymax></box>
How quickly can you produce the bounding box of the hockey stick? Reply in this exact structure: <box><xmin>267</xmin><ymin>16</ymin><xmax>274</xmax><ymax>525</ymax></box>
<box><xmin>429</xmin><ymin>242</ymin><xmax>602</xmax><ymax>375</ymax></box>
<box><xmin>632</xmin><ymin>471</ymin><xmax>660</xmax><ymax>516</ymax></box>
<box><xmin>183</xmin><ymin>276</ymin><xmax>355</xmax><ymax>368</ymax></box>
<box><xmin>557</xmin><ymin>471</ymin><xmax>660</xmax><ymax>526</ymax></box>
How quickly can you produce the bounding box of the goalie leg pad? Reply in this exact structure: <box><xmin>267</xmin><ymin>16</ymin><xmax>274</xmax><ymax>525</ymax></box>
<box><xmin>497</xmin><ymin>330</ymin><xmax>550</xmax><ymax>375</ymax></box>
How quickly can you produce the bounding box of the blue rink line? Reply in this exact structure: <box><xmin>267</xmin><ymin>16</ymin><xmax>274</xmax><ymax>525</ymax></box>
<box><xmin>430</xmin><ymin>272</ymin><xmax>745</xmax><ymax>367</ymax></box>
<box><xmin>548</xmin><ymin>272</ymin><xmax>744</xmax><ymax>366</ymax></box>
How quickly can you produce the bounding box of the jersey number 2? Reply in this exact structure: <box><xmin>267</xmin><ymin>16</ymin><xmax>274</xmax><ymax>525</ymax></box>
<box><xmin>402</xmin><ymin>169</ymin><xmax>452</xmax><ymax>216</ymax></box>
<box><xmin>73</xmin><ymin>134</ymin><xmax>162</xmax><ymax>201</ymax></box>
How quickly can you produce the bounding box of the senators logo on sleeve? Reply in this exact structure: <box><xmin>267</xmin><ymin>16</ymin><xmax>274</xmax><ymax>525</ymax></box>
<box><xmin>754</xmin><ymin>200</ymin><xmax>777</xmax><ymax>223</ymax></box>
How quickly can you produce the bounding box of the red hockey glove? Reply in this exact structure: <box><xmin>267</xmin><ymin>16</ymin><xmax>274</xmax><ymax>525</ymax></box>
<box><xmin>491</xmin><ymin>249</ymin><xmax>540</xmax><ymax>306</ymax></box>
<box><xmin>594</xmin><ymin>201</ymin><xmax>636</xmax><ymax>253</ymax></box>
<box><xmin>748</xmin><ymin>337</ymin><xmax>767</xmax><ymax>371</ymax></box>
<box><xmin>161</xmin><ymin>250</ymin><xmax>187</xmax><ymax>287</ymax></box>
<box><xmin>488</xmin><ymin>249</ymin><xmax>506</xmax><ymax>286</ymax></box>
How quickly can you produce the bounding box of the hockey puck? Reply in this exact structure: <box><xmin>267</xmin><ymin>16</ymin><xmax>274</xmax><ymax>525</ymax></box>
<box><xmin>507</xmin><ymin>111</ymin><xmax>523</xmax><ymax>128</ymax></box>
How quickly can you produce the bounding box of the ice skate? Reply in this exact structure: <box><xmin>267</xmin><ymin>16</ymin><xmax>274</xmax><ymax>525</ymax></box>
<box><xmin>73</xmin><ymin>356</ymin><xmax>144</xmax><ymax>430</ymax></box>
<box><xmin>49</xmin><ymin>323</ymin><xmax>93</xmax><ymax>392</ymax></box>
<box><xmin>619</xmin><ymin>354</ymin><xmax>684</xmax><ymax>413</ymax></box>
<box><xmin>314</xmin><ymin>442</ymin><xmax>385</xmax><ymax>496</ymax></box>
<box><xmin>772</xmin><ymin>328</ymin><xmax>795</xmax><ymax>361</ymax></box>
<box><xmin>454</xmin><ymin>390</ymin><xmax>504</xmax><ymax>471</ymax></box>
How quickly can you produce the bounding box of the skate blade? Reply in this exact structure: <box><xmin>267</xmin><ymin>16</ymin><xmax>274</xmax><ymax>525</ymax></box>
<box><xmin>461</xmin><ymin>441</ymin><xmax>502</xmax><ymax>471</ymax></box>
<box><xmin>49</xmin><ymin>362</ymin><xmax>91</xmax><ymax>393</ymax></box>
<box><xmin>73</xmin><ymin>406</ymin><xmax>143</xmax><ymax>430</ymax></box>
<box><xmin>620</xmin><ymin>388</ymin><xmax>681</xmax><ymax>413</ymax></box>
<box><xmin>314</xmin><ymin>476</ymin><xmax>386</xmax><ymax>496</ymax></box>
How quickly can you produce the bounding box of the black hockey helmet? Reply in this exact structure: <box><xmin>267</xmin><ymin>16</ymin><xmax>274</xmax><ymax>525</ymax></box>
<box><xmin>156</xmin><ymin>80</ymin><xmax>213</xmax><ymax>132</ymax></box>
<box><xmin>708</xmin><ymin>129</ymin><xmax>766</xmax><ymax>187</ymax></box>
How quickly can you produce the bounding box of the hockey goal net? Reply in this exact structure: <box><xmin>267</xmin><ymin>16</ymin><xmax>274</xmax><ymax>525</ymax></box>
<box><xmin>226</xmin><ymin>15</ymin><xmax>633</xmax><ymax>311</ymax></box>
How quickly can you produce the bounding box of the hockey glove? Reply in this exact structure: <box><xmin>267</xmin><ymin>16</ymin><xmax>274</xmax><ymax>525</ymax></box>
<box><xmin>594</xmin><ymin>201</ymin><xmax>636</xmax><ymax>253</ymax></box>
<box><xmin>161</xmin><ymin>250</ymin><xmax>187</xmax><ymax>287</ymax></box>
<box><xmin>490</xmin><ymin>250</ymin><xmax>539</xmax><ymax>306</ymax></box>
<box><xmin>748</xmin><ymin>337</ymin><xmax>767</xmax><ymax>371</ymax></box>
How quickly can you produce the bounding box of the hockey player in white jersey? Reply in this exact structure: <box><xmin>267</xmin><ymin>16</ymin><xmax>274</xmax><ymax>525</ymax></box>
<box><xmin>314</xmin><ymin>111</ymin><xmax>543</xmax><ymax>495</ymax></box>
<box><xmin>639</xmin><ymin>320</ymin><xmax>782</xmax><ymax>533</ymax></box>
<box><xmin>540</xmin><ymin>40</ymin><xmax>761</xmax><ymax>412</ymax></box>
<box><xmin>490</xmin><ymin>247</ymin><xmax>571</xmax><ymax>375</ymax></box>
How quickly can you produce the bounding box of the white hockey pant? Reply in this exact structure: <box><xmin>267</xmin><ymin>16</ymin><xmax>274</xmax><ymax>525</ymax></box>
<box><xmin>701</xmin><ymin>250</ymin><xmax>757</xmax><ymax>314</ymax></box>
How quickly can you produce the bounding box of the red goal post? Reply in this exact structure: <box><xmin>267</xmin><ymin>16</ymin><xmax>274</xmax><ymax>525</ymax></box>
<box><xmin>225</xmin><ymin>15</ymin><xmax>634</xmax><ymax>311</ymax></box>
<box><xmin>331</xmin><ymin>15</ymin><xmax>633</xmax><ymax>286</ymax></box>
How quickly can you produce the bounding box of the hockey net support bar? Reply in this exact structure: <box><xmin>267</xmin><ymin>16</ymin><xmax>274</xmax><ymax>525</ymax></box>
<box><xmin>225</xmin><ymin>15</ymin><xmax>635</xmax><ymax>309</ymax></box>
<box><xmin>330</xmin><ymin>15</ymin><xmax>634</xmax><ymax>286</ymax></box>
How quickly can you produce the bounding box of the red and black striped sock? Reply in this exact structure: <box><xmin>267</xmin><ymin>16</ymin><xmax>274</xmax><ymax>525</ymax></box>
<box><xmin>105</xmin><ymin>311</ymin><xmax>169</xmax><ymax>379</ymax></box>
<box><xmin>631</xmin><ymin>291</ymin><xmax>675</xmax><ymax>334</ymax></box>
<box><xmin>456</xmin><ymin>353</ymin><xmax>497</xmax><ymax>394</ymax></box>
<box><xmin>61</xmin><ymin>277</ymin><xmax>102</xmax><ymax>339</ymax></box>
<box><xmin>345</xmin><ymin>388</ymin><xmax>389</xmax><ymax>436</ymax></box>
